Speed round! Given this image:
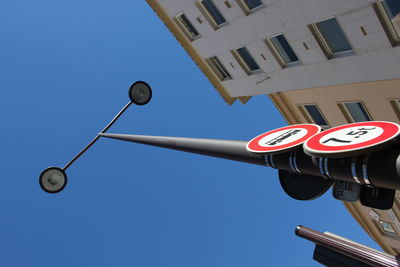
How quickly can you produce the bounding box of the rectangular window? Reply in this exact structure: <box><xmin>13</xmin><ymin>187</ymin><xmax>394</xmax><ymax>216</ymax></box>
<box><xmin>266</xmin><ymin>34</ymin><xmax>300</xmax><ymax>68</ymax></box>
<box><xmin>231</xmin><ymin>47</ymin><xmax>261</xmax><ymax>75</ymax></box>
<box><xmin>391</xmin><ymin>247</ymin><xmax>400</xmax><ymax>255</ymax></box>
<box><xmin>205</xmin><ymin>56</ymin><xmax>232</xmax><ymax>81</ymax></box>
<box><xmin>390</xmin><ymin>99</ymin><xmax>400</xmax><ymax>120</ymax></box>
<box><xmin>198</xmin><ymin>0</ymin><xmax>226</xmax><ymax>29</ymax></box>
<box><xmin>338</xmin><ymin>102</ymin><xmax>371</xmax><ymax>123</ymax></box>
<box><xmin>373</xmin><ymin>220</ymin><xmax>399</xmax><ymax>240</ymax></box>
<box><xmin>174</xmin><ymin>13</ymin><xmax>200</xmax><ymax>41</ymax></box>
<box><xmin>379</xmin><ymin>220</ymin><xmax>398</xmax><ymax>238</ymax></box>
<box><xmin>373</xmin><ymin>0</ymin><xmax>400</xmax><ymax>46</ymax></box>
<box><xmin>298</xmin><ymin>104</ymin><xmax>329</xmax><ymax>128</ymax></box>
<box><xmin>237</xmin><ymin>0</ymin><xmax>263</xmax><ymax>14</ymax></box>
<box><xmin>309</xmin><ymin>17</ymin><xmax>353</xmax><ymax>59</ymax></box>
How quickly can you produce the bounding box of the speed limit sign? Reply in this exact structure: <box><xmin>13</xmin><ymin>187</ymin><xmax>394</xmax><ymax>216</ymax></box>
<box><xmin>304</xmin><ymin>121</ymin><xmax>400</xmax><ymax>158</ymax></box>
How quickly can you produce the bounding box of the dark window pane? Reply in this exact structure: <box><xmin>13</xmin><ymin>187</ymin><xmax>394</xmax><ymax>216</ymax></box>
<box><xmin>207</xmin><ymin>57</ymin><xmax>232</xmax><ymax>81</ymax></box>
<box><xmin>202</xmin><ymin>0</ymin><xmax>226</xmax><ymax>25</ymax></box>
<box><xmin>344</xmin><ymin>102</ymin><xmax>371</xmax><ymax>122</ymax></box>
<box><xmin>270</xmin><ymin>35</ymin><xmax>299</xmax><ymax>64</ymax></box>
<box><xmin>383</xmin><ymin>0</ymin><xmax>400</xmax><ymax>18</ymax></box>
<box><xmin>383</xmin><ymin>0</ymin><xmax>400</xmax><ymax>37</ymax></box>
<box><xmin>304</xmin><ymin>105</ymin><xmax>328</xmax><ymax>126</ymax></box>
<box><xmin>236</xmin><ymin>47</ymin><xmax>260</xmax><ymax>71</ymax></box>
<box><xmin>178</xmin><ymin>14</ymin><xmax>199</xmax><ymax>38</ymax></box>
<box><xmin>316</xmin><ymin>18</ymin><xmax>352</xmax><ymax>53</ymax></box>
<box><xmin>243</xmin><ymin>0</ymin><xmax>263</xmax><ymax>10</ymax></box>
<box><xmin>380</xmin><ymin>221</ymin><xmax>397</xmax><ymax>235</ymax></box>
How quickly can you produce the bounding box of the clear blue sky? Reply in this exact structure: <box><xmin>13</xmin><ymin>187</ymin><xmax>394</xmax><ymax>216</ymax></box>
<box><xmin>0</xmin><ymin>1</ymin><xmax>381</xmax><ymax>266</ymax></box>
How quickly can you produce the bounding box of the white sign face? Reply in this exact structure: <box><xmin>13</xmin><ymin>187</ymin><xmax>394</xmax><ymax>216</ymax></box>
<box><xmin>246</xmin><ymin>124</ymin><xmax>321</xmax><ymax>154</ymax></box>
<box><xmin>258</xmin><ymin>128</ymin><xmax>308</xmax><ymax>148</ymax></box>
<box><xmin>304</xmin><ymin>121</ymin><xmax>400</xmax><ymax>158</ymax></box>
<box><xmin>318</xmin><ymin>126</ymin><xmax>384</xmax><ymax>147</ymax></box>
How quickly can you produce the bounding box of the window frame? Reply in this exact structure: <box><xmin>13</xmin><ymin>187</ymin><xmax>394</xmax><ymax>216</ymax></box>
<box><xmin>337</xmin><ymin>101</ymin><xmax>372</xmax><ymax>123</ymax></box>
<box><xmin>391</xmin><ymin>247</ymin><xmax>400</xmax><ymax>256</ymax></box>
<box><xmin>236</xmin><ymin>0</ymin><xmax>264</xmax><ymax>15</ymax></box>
<box><xmin>297</xmin><ymin>104</ymin><xmax>330</xmax><ymax>129</ymax></box>
<box><xmin>375</xmin><ymin>220</ymin><xmax>399</xmax><ymax>240</ymax></box>
<box><xmin>308</xmin><ymin>17</ymin><xmax>354</xmax><ymax>59</ymax></box>
<box><xmin>205</xmin><ymin>56</ymin><xmax>233</xmax><ymax>81</ymax></box>
<box><xmin>265</xmin><ymin>33</ymin><xmax>301</xmax><ymax>68</ymax></box>
<box><xmin>389</xmin><ymin>99</ymin><xmax>400</xmax><ymax>120</ymax></box>
<box><xmin>174</xmin><ymin>12</ymin><xmax>201</xmax><ymax>41</ymax></box>
<box><xmin>197</xmin><ymin>0</ymin><xmax>228</xmax><ymax>29</ymax></box>
<box><xmin>231</xmin><ymin>46</ymin><xmax>262</xmax><ymax>75</ymax></box>
<box><xmin>373</xmin><ymin>0</ymin><xmax>400</xmax><ymax>46</ymax></box>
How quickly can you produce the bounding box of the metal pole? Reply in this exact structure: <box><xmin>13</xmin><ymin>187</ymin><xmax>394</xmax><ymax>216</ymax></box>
<box><xmin>63</xmin><ymin>101</ymin><xmax>132</xmax><ymax>171</ymax></box>
<box><xmin>295</xmin><ymin>225</ymin><xmax>398</xmax><ymax>267</ymax></box>
<box><xmin>98</xmin><ymin>133</ymin><xmax>400</xmax><ymax>190</ymax></box>
<box><xmin>99</xmin><ymin>133</ymin><xmax>266</xmax><ymax>166</ymax></box>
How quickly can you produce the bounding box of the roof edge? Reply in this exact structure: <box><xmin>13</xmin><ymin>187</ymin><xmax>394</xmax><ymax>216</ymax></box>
<box><xmin>145</xmin><ymin>0</ymin><xmax>237</xmax><ymax>105</ymax></box>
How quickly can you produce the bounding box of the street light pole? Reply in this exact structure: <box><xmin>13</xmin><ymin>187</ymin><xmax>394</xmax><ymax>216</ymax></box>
<box><xmin>39</xmin><ymin>81</ymin><xmax>152</xmax><ymax>194</ymax></box>
<box><xmin>62</xmin><ymin>101</ymin><xmax>132</xmax><ymax>172</ymax></box>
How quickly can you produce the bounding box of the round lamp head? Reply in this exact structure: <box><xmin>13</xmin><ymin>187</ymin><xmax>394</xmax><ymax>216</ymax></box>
<box><xmin>129</xmin><ymin>81</ymin><xmax>152</xmax><ymax>105</ymax></box>
<box><xmin>39</xmin><ymin>167</ymin><xmax>67</xmax><ymax>194</ymax></box>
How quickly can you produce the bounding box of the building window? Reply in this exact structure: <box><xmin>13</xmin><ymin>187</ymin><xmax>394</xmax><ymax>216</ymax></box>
<box><xmin>373</xmin><ymin>0</ymin><xmax>400</xmax><ymax>46</ymax></box>
<box><xmin>389</xmin><ymin>99</ymin><xmax>400</xmax><ymax>120</ymax></box>
<box><xmin>265</xmin><ymin>34</ymin><xmax>300</xmax><ymax>68</ymax></box>
<box><xmin>298</xmin><ymin>104</ymin><xmax>329</xmax><ymax>128</ymax></box>
<box><xmin>198</xmin><ymin>0</ymin><xmax>227</xmax><ymax>29</ymax></box>
<box><xmin>393</xmin><ymin>194</ymin><xmax>400</xmax><ymax>211</ymax></box>
<box><xmin>391</xmin><ymin>247</ymin><xmax>400</xmax><ymax>255</ymax></box>
<box><xmin>174</xmin><ymin>13</ymin><xmax>200</xmax><ymax>41</ymax></box>
<box><xmin>205</xmin><ymin>56</ymin><xmax>232</xmax><ymax>81</ymax></box>
<box><xmin>378</xmin><ymin>220</ymin><xmax>398</xmax><ymax>239</ymax></box>
<box><xmin>309</xmin><ymin>17</ymin><xmax>353</xmax><ymax>59</ymax></box>
<box><xmin>231</xmin><ymin>47</ymin><xmax>261</xmax><ymax>75</ymax></box>
<box><xmin>338</xmin><ymin>102</ymin><xmax>371</xmax><ymax>123</ymax></box>
<box><xmin>237</xmin><ymin>0</ymin><xmax>264</xmax><ymax>14</ymax></box>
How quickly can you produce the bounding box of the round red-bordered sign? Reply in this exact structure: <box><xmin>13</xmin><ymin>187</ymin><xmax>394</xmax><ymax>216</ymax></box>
<box><xmin>246</xmin><ymin>124</ymin><xmax>321</xmax><ymax>154</ymax></box>
<box><xmin>304</xmin><ymin>121</ymin><xmax>400</xmax><ymax>158</ymax></box>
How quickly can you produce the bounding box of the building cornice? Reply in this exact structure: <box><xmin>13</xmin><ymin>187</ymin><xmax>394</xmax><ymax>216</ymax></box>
<box><xmin>268</xmin><ymin>93</ymin><xmax>298</xmax><ymax>124</ymax></box>
<box><xmin>146</xmin><ymin>0</ymin><xmax>239</xmax><ymax>105</ymax></box>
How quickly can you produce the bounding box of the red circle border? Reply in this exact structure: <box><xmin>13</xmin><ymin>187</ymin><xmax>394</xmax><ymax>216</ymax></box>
<box><xmin>246</xmin><ymin>124</ymin><xmax>321</xmax><ymax>153</ymax></box>
<box><xmin>304</xmin><ymin>121</ymin><xmax>400</xmax><ymax>153</ymax></box>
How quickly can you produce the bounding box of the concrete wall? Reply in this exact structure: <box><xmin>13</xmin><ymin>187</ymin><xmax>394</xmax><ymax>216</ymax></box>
<box><xmin>272</xmin><ymin>78</ymin><xmax>400</xmax><ymax>126</ymax></box>
<box><xmin>156</xmin><ymin>0</ymin><xmax>400</xmax><ymax>98</ymax></box>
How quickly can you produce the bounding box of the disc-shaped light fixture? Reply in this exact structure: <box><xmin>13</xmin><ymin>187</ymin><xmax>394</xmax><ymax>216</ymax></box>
<box><xmin>129</xmin><ymin>81</ymin><xmax>152</xmax><ymax>105</ymax></box>
<box><xmin>39</xmin><ymin>167</ymin><xmax>67</xmax><ymax>194</ymax></box>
